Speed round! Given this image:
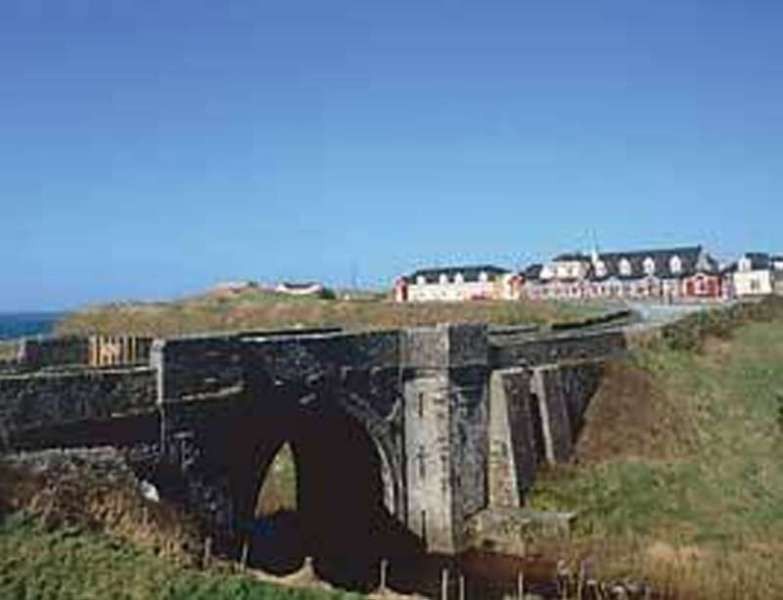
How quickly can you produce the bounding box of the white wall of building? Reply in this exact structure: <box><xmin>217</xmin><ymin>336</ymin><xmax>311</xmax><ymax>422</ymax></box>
<box><xmin>733</xmin><ymin>270</ymin><xmax>773</xmax><ymax>296</ymax></box>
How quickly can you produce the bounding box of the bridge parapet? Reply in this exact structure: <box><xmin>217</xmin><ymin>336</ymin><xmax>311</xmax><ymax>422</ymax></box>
<box><xmin>490</xmin><ymin>328</ymin><xmax>628</xmax><ymax>368</ymax></box>
<box><xmin>0</xmin><ymin>366</ymin><xmax>156</xmax><ymax>450</ymax></box>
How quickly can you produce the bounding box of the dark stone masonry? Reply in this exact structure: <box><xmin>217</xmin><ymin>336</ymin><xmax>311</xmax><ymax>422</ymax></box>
<box><xmin>0</xmin><ymin>322</ymin><xmax>627</xmax><ymax>556</ymax></box>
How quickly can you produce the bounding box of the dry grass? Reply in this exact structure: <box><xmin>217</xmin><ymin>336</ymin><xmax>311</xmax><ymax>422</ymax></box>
<box><xmin>0</xmin><ymin>455</ymin><xmax>200</xmax><ymax>565</ymax></box>
<box><xmin>573</xmin><ymin>359</ymin><xmax>696</xmax><ymax>464</ymax></box>
<box><xmin>0</xmin><ymin>340</ymin><xmax>18</xmax><ymax>362</ymax></box>
<box><xmin>0</xmin><ymin>455</ymin><xmax>363</xmax><ymax>599</ymax></box>
<box><xmin>55</xmin><ymin>289</ymin><xmax>599</xmax><ymax>338</ymax></box>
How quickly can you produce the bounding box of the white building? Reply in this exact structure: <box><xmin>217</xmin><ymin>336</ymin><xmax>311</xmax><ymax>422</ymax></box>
<box><xmin>394</xmin><ymin>265</ymin><xmax>521</xmax><ymax>303</ymax></box>
<box><xmin>727</xmin><ymin>253</ymin><xmax>783</xmax><ymax>297</ymax></box>
<box><xmin>523</xmin><ymin>246</ymin><xmax>724</xmax><ymax>302</ymax></box>
<box><xmin>275</xmin><ymin>282</ymin><xmax>326</xmax><ymax>297</ymax></box>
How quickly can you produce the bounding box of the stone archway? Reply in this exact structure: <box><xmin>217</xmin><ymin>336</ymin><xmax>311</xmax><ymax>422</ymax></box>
<box><xmin>222</xmin><ymin>387</ymin><xmax>418</xmax><ymax>591</ymax></box>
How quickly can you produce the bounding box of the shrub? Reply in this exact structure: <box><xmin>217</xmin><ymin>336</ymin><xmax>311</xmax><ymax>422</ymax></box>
<box><xmin>661</xmin><ymin>297</ymin><xmax>783</xmax><ymax>353</ymax></box>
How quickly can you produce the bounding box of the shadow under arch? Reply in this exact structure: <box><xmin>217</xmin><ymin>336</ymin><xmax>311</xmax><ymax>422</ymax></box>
<box><xmin>238</xmin><ymin>390</ymin><xmax>424</xmax><ymax>592</ymax></box>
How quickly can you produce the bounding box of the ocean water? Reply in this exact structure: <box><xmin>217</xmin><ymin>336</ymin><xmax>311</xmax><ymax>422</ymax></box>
<box><xmin>0</xmin><ymin>312</ymin><xmax>63</xmax><ymax>340</ymax></box>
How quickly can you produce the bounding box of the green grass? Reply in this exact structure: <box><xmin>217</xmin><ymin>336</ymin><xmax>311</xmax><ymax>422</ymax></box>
<box><xmin>528</xmin><ymin>319</ymin><xmax>783</xmax><ymax>598</ymax></box>
<box><xmin>0</xmin><ymin>513</ymin><xmax>363</xmax><ymax>600</ymax></box>
<box><xmin>256</xmin><ymin>444</ymin><xmax>298</xmax><ymax>515</ymax></box>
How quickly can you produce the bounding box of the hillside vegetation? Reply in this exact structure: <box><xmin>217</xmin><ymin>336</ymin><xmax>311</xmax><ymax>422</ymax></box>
<box><xmin>55</xmin><ymin>289</ymin><xmax>600</xmax><ymax>338</ymax></box>
<box><xmin>0</xmin><ymin>516</ymin><xmax>364</xmax><ymax>600</ymax></box>
<box><xmin>529</xmin><ymin>301</ymin><xmax>783</xmax><ymax>599</ymax></box>
<box><xmin>0</xmin><ymin>454</ymin><xmax>361</xmax><ymax>600</ymax></box>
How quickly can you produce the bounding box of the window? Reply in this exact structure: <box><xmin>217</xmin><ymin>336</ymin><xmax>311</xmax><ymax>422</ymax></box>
<box><xmin>454</xmin><ymin>272</ymin><xmax>464</xmax><ymax>284</ymax></box>
<box><xmin>416</xmin><ymin>275</ymin><xmax>426</xmax><ymax>286</ymax></box>
<box><xmin>439</xmin><ymin>273</ymin><xmax>449</xmax><ymax>285</ymax></box>
<box><xmin>643</xmin><ymin>257</ymin><xmax>656</xmax><ymax>275</ymax></box>
<box><xmin>417</xmin><ymin>446</ymin><xmax>426</xmax><ymax>480</ymax></box>
<box><xmin>418</xmin><ymin>393</ymin><xmax>424</xmax><ymax>418</ymax></box>
<box><xmin>479</xmin><ymin>271</ymin><xmax>489</xmax><ymax>283</ymax></box>
<box><xmin>670</xmin><ymin>255</ymin><xmax>682</xmax><ymax>274</ymax></box>
<box><xmin>619</xmin><ymin>258</ymin><xmax>632</xmax><ymax>276</ymax></box>
<box><xmin>739</xmin><ymin>258</ymin><xmax>752</xmax><ymax>273</ymax></box>
<box><xmin>595</xmin><ymin>260</ymin><xmax>607</xmax><ymax>277</ymax></box>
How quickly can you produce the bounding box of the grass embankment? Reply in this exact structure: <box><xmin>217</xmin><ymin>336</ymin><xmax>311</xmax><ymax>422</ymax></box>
<box><xmin>0</xmin><ymin>455</ymin><xmax>359</xmax><ymax>600</ymax></box>
<box><xmin>529</xmin><ymin>307</ymin><xmax>783</xmax><ymax>599</ymax></box>
<box><xmin>0</xmin><ymin>516</ymin><xmax>363</xmax><ymax>600</ymax></box>
<box><xmin>55</xmin><ymin>288</ymin><xmax>600</xmax><ymax>337</ymax></box>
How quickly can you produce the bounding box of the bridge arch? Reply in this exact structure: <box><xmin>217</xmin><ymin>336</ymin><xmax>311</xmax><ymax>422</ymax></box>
<box><xmin>201</xmin><ymin>383</ymin><xmax>416</xmax><ymax>590</ymax></box>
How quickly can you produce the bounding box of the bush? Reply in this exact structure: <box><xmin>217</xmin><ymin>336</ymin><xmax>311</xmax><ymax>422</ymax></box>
<box><xmin>661</xmin><ymin>297</ymin><xmax>783</xmax><ymax>352</ymax></box>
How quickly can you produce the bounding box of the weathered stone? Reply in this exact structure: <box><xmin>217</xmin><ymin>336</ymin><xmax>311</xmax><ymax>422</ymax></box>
<box><xmin>0</xmin><ymin>367</ymin><xmax>156</xmax><ymax>449</ymax></box>
<box><xmin>488</xmin><ymin>368</ymin><xmax>537</xmax><ymax>508</ymax></box>
<box><xmin>2</xmin><ymin>321</ymin><xmax>616</xmax><ymax>557</ymax></box>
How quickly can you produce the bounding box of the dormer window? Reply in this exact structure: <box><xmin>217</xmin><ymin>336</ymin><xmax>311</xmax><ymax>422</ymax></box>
<box><xmin>670</xmin><ymin>255</ymin><xmax>682</xmax><ymax>274</ymax></box>
<box><xmin>595</xmin><ymin>260</ymin><xmax>607</xmax><ymax>277</ymax></box>
<box><xmin>738</xmin><ymin>257</ymin><xmax>752</xmax><ymax>272</ymax></box>
<box><xmin>416</xmin><ymin>275</ymin><xmax>426</xmax><ymax>286</ymax></box>
<box><xmin>619</xmin><ymin>258</ymin><xmax>632</xmax><ymax>277</ymax></box>
<box><xmin>479</xmin><ymin>271</ymin><xmax>489</xmax><ymax>283</ymax></box>
<box><xmin>643</xmin><ymin>257</ymin><xmax>656</xmax><ymax>276</ymax></box>
<box><xmin>454</xmin><ymin>272</ymin><xmax>464</xmax><ymax>284</ymax></box>
<box><xmin>439</xmin><ymin>273</ymin><xmax>449</xmax><ymax>285</ymax></box>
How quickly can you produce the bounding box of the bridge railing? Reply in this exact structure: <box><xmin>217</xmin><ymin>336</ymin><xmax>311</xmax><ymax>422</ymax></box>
<box><xmin>87</xmin><ymin>336</ymin><xmax>154</xmax><ymax>367</ymax></box>
<box><xmin>12</xmin><ymin>335</ymin><xmax>154</xmax><ymax>370</ymax></box>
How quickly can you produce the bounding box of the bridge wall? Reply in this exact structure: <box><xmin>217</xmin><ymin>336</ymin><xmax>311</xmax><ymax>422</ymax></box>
<box><xmin>486</xmin><ymin>360</ymin><xmax>606</xmax><ymax>513</ymax></box>
<box><xmin>491</xmin><ymin>329</ymin><xmax>627</xmax><ymax>367</ymax></box>
<box><xmin>1</xmin><ymin>322</ymin><xmax>615</xmax><ymax>557</ymax></box>
<box><xmin>488</xmin><ymin>368</ymin><xmax>538</xmax><ymax>508</ymax></box>
<box><xmin>19</xmin><ymin>336</ymin><xmax>90</xmax><ymax>369</ymax></box>
<box><xmin>403</xmin><ymin>324</ymin><xmax>489</xmax><ymax>554</ymax></box>
<box><xmin>0</xmin><ymin>366</ymin><xmax>156</xmax><ymax>449</ymax></box>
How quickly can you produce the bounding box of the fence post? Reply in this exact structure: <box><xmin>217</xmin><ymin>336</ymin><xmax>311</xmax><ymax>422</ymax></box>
<box><xmin>441</xmin><ymin>568</ymin><xmax>449</xmax><ymax>600</ymax></box>
<box><xmin>239</xmin><ymin>537</ymin><xmax>250</xmax><ymax>572</ymax></box>
<box><xmin>379</xmin><ymin>558</ymin><xmax>388</xmax><ymax>593</ymax></box>
<box><xmin>517</xmin><ymin>570</ymin><xmax>524</xmax><ymax>600</ymax></box>
<box><xmin>458</xmin><ymin>574</ymin><xmax>465</xmax><ymax>600</ymax></box>
<box><xmin>203</xmin><ymin>536</ymin><xmax>212</xmax><ymax>569</ymax></box>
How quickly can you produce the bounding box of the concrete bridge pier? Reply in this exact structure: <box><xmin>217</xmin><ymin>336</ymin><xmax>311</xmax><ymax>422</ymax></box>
<box><xmin>403</xmin><ymin>324</ymin><xmax>490</xmax><ymax>555</ymax></box>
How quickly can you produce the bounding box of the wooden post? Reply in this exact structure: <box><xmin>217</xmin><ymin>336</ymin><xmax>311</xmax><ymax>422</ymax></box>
<box><xmin>379</xmin><ymin>558</ymin><xmax>388</xmax><ymax>593</ymax></box>
<box><xmin>517</xmin><ymin>570</ymin><xmax>525</xmax><ymax>600</ymax></box>
<box><xmin>203</xmin><ymin>536</ymin><xmax>212</xmax><ymax>569</ymax></box>
<box><xmin>458</xmin><ymin>574</ymin><xmax>465</xmax><ymax>600</ymax></box>
<box><xmin>441</xmin><ymin>568</ymin><xmax>449</xmax><ymax>600</ymax></box>
<box><xmin>240</xmin><ymin>538</ymin><xmax>250</xmax><ymax>572</ymax></box>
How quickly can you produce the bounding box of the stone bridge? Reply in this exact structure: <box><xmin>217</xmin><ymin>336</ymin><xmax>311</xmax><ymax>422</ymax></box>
<box><xmin>0</xmin><ymin>322</ymin><xmax>627</xmax><ymax>568</ymax></box>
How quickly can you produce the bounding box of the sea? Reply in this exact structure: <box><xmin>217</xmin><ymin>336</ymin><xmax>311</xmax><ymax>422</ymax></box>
<box><xmin>0</xmin><ymin>312</ymin><xmax>64</xmax><ymax>340</ymax></box>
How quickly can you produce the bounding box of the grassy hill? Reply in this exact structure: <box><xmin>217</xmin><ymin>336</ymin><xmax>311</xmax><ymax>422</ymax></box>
<box><xmin>0</xmin><ymin>452</ymin><xmax>361</xmax><ymax>600</ymax></box>
<box><xmin>529</xmin><ymin>308</ymin><xmax>783</xmax><ymax>599</ymax></box>
<box><xmin>0</xmin><ymin>515</ymin><xmax>363</xmax><ymax>600</ymax></box>
<box><xmin>55</xmin><ymin>288</ymin><xmax>601</xmax><ymax>337</ymax></box>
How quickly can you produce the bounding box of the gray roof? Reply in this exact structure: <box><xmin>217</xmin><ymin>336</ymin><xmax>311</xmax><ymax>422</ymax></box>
<box><xmin>526</xmin><ymin>245</ymin><xmax>717</xmax><ymax>282</ymax></box>
<box><xmin>593</xmin><ymin>246</ymin><xmax>713</xmax><ymax>280</ymax></box>
<box><xmin>726</xmin><ymin>252</ymin><xmax>783</xmax><ymax>272</ymax></box>
<box><xmin>407</xmin><ymin>265</ymin><xmax>509</xmax><ymax>284</ymax></box>
<box><xmin>523</xmin><ymin>264</ymin><xmax>543</xmax><ymax>279</ymax></box>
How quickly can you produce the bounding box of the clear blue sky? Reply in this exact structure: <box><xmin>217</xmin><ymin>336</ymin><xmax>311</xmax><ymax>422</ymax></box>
<box><xmin>2</xmin><ymin>1</ymin><xmax>782</xmax><ymax>311</ymax></box>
